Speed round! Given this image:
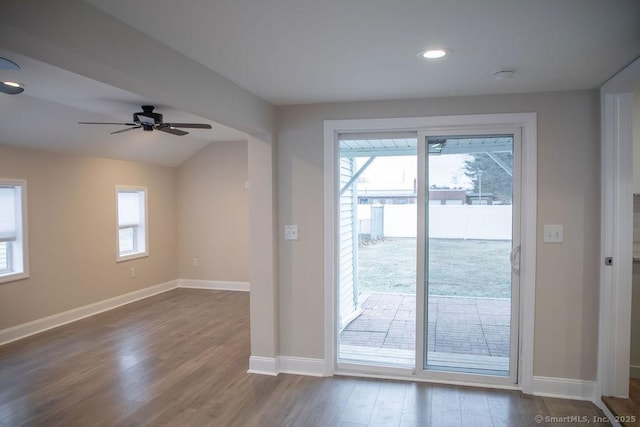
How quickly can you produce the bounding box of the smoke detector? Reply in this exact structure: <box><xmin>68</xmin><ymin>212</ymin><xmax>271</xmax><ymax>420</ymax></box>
<box><xmin>494</xmin><ymin>69</ymin><xmax>516</xmax><ymax>80</ymax></box>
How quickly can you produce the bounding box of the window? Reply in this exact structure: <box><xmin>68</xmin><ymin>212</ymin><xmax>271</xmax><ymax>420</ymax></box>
<box><xmin>116</xmin><ymin>186</ymin><xmax>148</xmax><ymax>261</ymax></box>
<box><xmin>0</xmin><ymin>180</ymin><xmax>28</xmax><ymax>283</ymax></box>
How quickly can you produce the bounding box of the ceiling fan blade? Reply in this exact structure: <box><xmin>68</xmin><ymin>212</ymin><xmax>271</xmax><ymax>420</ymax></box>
<box><xmin>78</xmin><ymin>122</ymin><xmax>138</xmax><ymax>126</ymax></box>
<box><xmin>163</xmin><ymin>123</ymin><xmax>212</xmax><ymax>129</ymax></box>
<box><xmin>158</xmin><ymin>126</ymin><xmax>189</xmax><ymax>136</ymax></box>
<box><xmin>0</xmin><ymin>58</ymin><xmax>20</xmax><ymax>70</ymax></box>
<box><xmin>110</xmin><ymin>126</ymin><xmax>141</xmax><ymax>135</ymax></box>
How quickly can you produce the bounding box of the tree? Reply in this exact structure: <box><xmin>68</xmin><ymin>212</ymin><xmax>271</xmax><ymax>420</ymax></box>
<box><xmin>463</xmin><ymin>153</ymin><xmax>513</xmax><ymax>203</ymax></box>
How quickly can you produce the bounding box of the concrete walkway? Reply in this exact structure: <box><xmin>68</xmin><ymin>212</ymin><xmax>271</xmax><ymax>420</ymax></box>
<box><xmin>340</xmin><ymin>293</ymin><xmax>511</xmax><ymax>369</ymax></box>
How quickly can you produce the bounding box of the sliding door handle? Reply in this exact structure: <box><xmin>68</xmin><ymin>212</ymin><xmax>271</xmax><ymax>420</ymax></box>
<box><xmin>510</xmin><ymin>245</ymin><xmax>521</xmax><ymax>276</ymax></box>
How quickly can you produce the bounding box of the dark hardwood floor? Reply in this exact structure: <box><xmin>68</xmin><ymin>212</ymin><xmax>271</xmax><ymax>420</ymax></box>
<box><xmin>602</xmin><ymin>378</ymin><xmax>640</xmax><ymax>427</ymax></box>
<box><xmin>0</xmin><ymin>288</ymin><xmax>609</xmax><ymax>426</ymax></box>
<box><xmin>631</xmin><ymin>378</ymin><xmax>640</xmax><ymax>409</ymax></box>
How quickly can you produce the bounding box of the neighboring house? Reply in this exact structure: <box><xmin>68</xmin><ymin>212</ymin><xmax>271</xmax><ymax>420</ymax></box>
<box><xmin>358</xmin><ymin>189</ymin><xmax>418</xmax><ymax>205</ymax></box>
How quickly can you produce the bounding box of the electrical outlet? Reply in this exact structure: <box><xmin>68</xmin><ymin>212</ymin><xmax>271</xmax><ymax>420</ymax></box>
<box><xmin>129</xmin><ymin>267</ymin><xmax>136</xmax><ymax>278</ymax></box>
<box><xmin>192</xmin><ymin>258</ymin><xmax>199</xmax><ymax>267</ymax></box>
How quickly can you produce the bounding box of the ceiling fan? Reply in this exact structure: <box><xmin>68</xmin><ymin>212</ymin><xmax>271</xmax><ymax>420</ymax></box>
<box><xmin>78</xmin><ymin>105</ymin><xmax>212</xmax><ymax>136</ymax></box>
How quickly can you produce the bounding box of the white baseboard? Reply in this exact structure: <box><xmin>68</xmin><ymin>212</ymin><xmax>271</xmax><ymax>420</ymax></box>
<box><xmin>630</xmin><ymin>365</ymin><xmax>640</xmax><ymax>379</ymax></box>
<box><xmin>532</xmin><ymin>376</ymin><xmax>596</xmax><ymax>401</ymax></box>
<box><xmin>247</xmin><ymin>356</ymin><xmax>278</xmax><ymax>376</ymax></box>
<box><xmin>247</xmin><ymin>355</ymin><xmax>326</xmax><ymax>377</ymax></box>
<box><xmin>278</xmin><ymin>356</ymin><xmax>326</xmax><ymax>377</ymax></box>
<box><xmin>179</xmin><ymin>279</ymin><xmax>249</xmax><ymax>292</ymax></box>
<box><xmin>0</xmin><ymin>280</ymin><xmax>178</xmax><ymax>346</ymax></box>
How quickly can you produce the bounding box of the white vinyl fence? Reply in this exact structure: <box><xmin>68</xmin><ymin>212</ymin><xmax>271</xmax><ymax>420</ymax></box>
<box><xmin>358</xmin><ymin>204</ymin><xmax>512</xmax><ymax>240</ymax></box>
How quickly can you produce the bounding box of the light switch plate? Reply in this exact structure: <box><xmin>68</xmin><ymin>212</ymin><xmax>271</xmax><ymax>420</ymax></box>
<box><xmin>543</xmin><ymin>224</ymin><xmax>564</xmax><ymax>243</ymax></box>
<box><xmin>284</xmin><ymin>225</ymin><xmax>299</xmax><ymax>241</ymax></box>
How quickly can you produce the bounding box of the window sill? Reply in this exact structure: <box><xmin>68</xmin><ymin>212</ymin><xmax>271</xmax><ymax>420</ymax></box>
<box><xmin>0</xmin><ymin>271</ymin><xmax>29</xmax><ymax>284</ymax></box>
<box><xmin>116</xmin><ymin>252</ymin><xmax>149</xmax><ymax>263</ymax></box>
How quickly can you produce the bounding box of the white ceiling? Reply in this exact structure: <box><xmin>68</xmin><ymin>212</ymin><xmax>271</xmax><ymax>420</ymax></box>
<box><xmin>0</xmin><ymin>0</ymin><xmax>638</xmax><ymax>166</ymax></box>
<box><xmin>84</xmin><ymin>0</ymin><xmax>640</xmax><ymax>105</ymax></box>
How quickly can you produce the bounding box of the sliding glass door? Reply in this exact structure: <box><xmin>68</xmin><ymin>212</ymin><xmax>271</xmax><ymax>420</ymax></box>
<box><xmin>335</xmin><ymin>127</ymin><xmax>521</xmax><ymax>385</ymax></box>
<box><xmin>416</xmin><ymin>129</ymin><xmax>520</xmax><ymax>384</ymax></box>
<box><xmin>337</xmin><ymin>135</ymin><xmax>418</xmax><ymax>369</ymax></box>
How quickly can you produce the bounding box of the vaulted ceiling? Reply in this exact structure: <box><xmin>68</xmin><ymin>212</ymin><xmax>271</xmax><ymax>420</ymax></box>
<box><xmin>0</xmin><ymin>0</ymin><xmax>638</xmax><ymax>165</ymax></box>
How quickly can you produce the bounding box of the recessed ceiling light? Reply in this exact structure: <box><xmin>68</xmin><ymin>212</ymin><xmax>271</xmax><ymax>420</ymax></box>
<box><xmin>418</xmin><ymin>48</ymin><xmax>449</xmax><ymax>60</ymax></box>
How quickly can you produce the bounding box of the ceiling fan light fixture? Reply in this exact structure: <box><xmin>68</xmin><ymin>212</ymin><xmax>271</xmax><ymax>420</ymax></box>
<box><xmin>418</xmin><ymin>48</ymin><xmax>449</xmax><ymax>60</ymax></box>
<box><xmin>0</xmin><ymin>81</ymin><xmax>25</xmax><ymax>95</ymax></box>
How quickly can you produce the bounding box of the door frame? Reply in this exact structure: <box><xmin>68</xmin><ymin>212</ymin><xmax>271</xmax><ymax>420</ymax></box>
<box><xmin>598</xmin><ymin>57</ymin><xmax>640</xmax><ymax>399</ymax></box>
<box><xmin>324</xmin><ymin>113</ymin><xmax>537</xmax><ymax>392</ymax></box>
<box><xmin>415</xmin><ymin>128</ymin><xmax>521</xmax><ymax>386</ymax></box>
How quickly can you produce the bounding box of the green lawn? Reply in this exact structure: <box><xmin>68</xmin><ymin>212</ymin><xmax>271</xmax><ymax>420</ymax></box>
<box><xmin>357</xmin><ymin>238</ymin><xmax>512</xmax><ymax>298</ymax></box>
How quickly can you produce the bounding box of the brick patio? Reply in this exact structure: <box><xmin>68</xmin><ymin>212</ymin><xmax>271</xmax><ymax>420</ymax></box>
<box><xmin>339</xmin><ymin>293</ymin><xmax>511</xmax><ymax>370</ymax></box>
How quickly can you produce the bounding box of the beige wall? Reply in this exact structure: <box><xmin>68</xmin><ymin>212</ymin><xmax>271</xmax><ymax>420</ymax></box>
<box><xmin>633</xmin><ymin>87</ymin><xmax>640</xmax><ymax>376</ymax></box>
<box><xmin>634</xmin><ymin>86</ymin><xmax>640</xmax><ymax>193</ymax></box>
<box><xmin>0</xmin><ymin>140</ymin><xmax>254</xmax><ymax>332</ymax></box>
<box><xmin>632</xmin><ymin>248</ymin><xmax>640</xmax><ymax>377</ymax></box>
<box><xmin>177</xmin><ymin>141</ymin><xmax>249</xmax><ymax>282</ymax></box>
<box><xmin>275</xmin><ymin>90</ymin><xmax>600</xmax><ymax>380</ymax></box>
<box><xmin>247</xmin><ymin>135</ymin><xmax>278</xmax><ymax>359</ymax></box>
<box><xmin>0</xmin><ymin>145</ymin><xmax>177</xmax><ymax>330</ymax></box>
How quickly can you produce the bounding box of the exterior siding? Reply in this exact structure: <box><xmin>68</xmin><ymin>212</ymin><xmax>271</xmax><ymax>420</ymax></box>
<box><xmin>339</xmin><ymin>157</ymin><xmax>358</xmax><ymax>329</ymax></box>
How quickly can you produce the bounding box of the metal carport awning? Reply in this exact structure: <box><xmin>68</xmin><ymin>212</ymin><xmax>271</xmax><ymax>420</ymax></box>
<box><xmin>339</xmin><ymin>133</ymin><xmax>513</xmax><ymax>157</ymax></box>
<box><xmin>339</xmin><ymin>132</ymin><xmax>418</xmax><ymax>158</ymax></box>
<box><xmin>339</xmin><ymin>133</ymin><xmax>513</xmax><ymax>178</ymax></box>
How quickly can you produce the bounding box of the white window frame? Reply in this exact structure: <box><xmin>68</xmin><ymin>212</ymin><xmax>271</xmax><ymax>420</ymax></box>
<box><xmin>0</xmin><ymin>179</ymin><xmax>29</xmax><ymax>284</ymax></box>
<box><xmin>116</xmin><ymin>186</ymin><xmax>148</xmax><ymax>262</ymax></box>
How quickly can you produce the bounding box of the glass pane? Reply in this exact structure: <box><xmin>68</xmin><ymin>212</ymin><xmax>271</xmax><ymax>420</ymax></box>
<box><xmin>118</xmin><ymin>191</ymin><xmax>142</xmax><ymax>226</ymax></box>
<box><xmin>0</xmin><ymin>187</ymin><xmax>17</xmax><ymax>240</ymax></box>
<box><xmin>337</xmin><ymin>137</ymin><xmax>417</xmax><ymax>368</ymax></box>
<box><xmin>119</xmin><ymin>227</ymin><xmax>136</xmax><ymax>254</ymax></box>
<box><xmin>0</xmin><ymin>241</ymin><xmax>10</xmax><ymax>272</ymax></box>
<box><xmin>425</xmin><ymin>135</ymin><xmax>513</xmax><ymax>376</ymax></box>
